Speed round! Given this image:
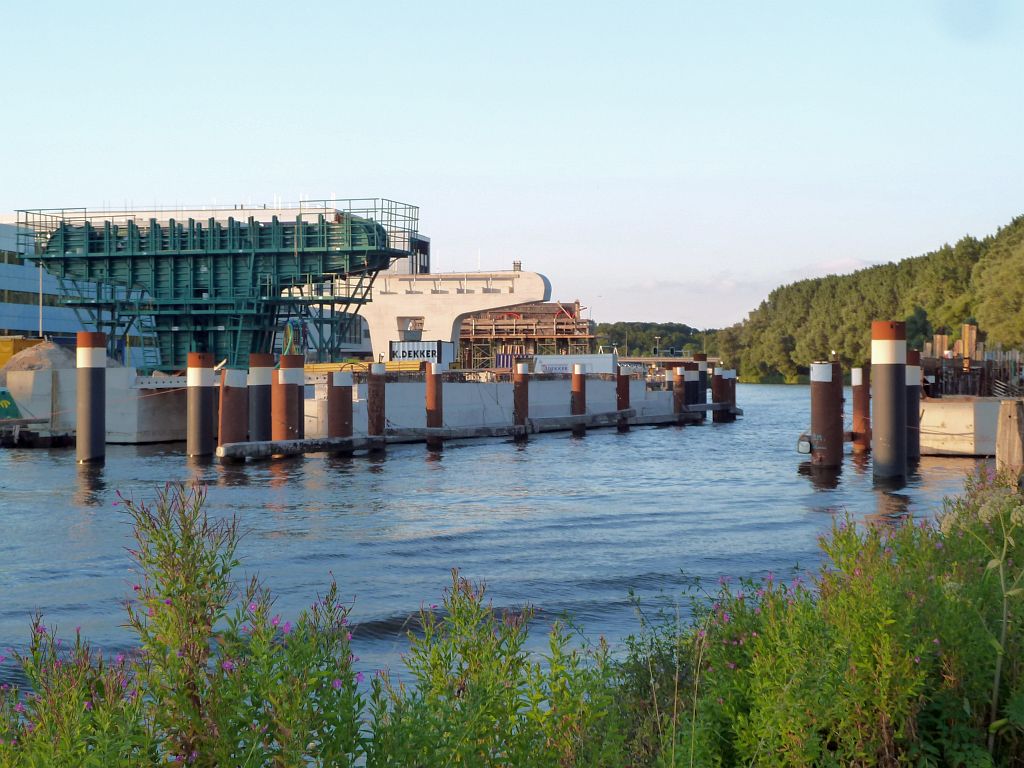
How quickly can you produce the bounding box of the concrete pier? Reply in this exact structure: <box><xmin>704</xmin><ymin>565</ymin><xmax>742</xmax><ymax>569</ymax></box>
<box><xmin>851</xmin><ymin>366</ymin><xmax>870</xmax><ymax>454</ymax></box>
<box><xmin>247</xmin><ymin>353</ymin><xmax>274</xmax><ymax>442</ymax></box>
<box><xmin>872</xmin><ymin>320</ymin><xmax>907</xmax><ymax>482</ymax></box>
<box><xmin>186</xmin><ymin>352</ymin><xmax>216</xmax><ymax>457</ymax></box>
<box><xmin>75</xmin><ymin>331</ymin><xmax>106</xmax><ymax>464</ymax></box>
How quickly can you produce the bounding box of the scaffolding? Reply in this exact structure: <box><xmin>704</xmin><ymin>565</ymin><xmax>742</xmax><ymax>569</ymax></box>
<box><xmin>459</xmin><ymin>301</ymin><xmax>594</xmax><ymax>369</ymax></box>
<box><xmin>17</xmin><ymin>200</ymin><xmax>418</xmax><ymax>370</ymax></box>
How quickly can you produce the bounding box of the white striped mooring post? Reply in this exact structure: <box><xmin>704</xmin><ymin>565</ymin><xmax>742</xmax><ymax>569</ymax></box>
<box><xmin>186</xmin><ymin>352</ymin><xmax>216</xmax><ymax>457</ymax></box>
<box><xmin>871</xmin><ymin>320</ymin><xmax>907</xmax><ymax>482</ymax></box>
<box><xmin>218</xmin><ymin>368</ymin><xmax>249</xmax><ymax>461</ymax></box>
<box><xmin>810</xmin><ymin>361</ymin><xmax>843</xmax><ymax>467</ymax></box>
<box><xmin>272</xmin><ymin>354</ymin><xmax>305</xmax><ymax>443</ymax></box>
<box><xmin>247</xmin><ymin>353</ymin><xmax>275</xmax><ymax>443</ymax></box>
<box><xmin>328</xmin><ymin>371</ymin><xmax>354</xmax><ymax>440</ymax></box>
<box><xmin>693</xmin><ymin>353</ymin><xmax>708</xmax><ymax>422</ymax></box>
<box><xmin>616</xmin><ymin>364</ymin><xmax>630</xmax><ymax>432</ymax></box>
<box><xmin>76</xmin><ymin>331</ymin><xmax>106</xmax><ymax>464</ymax></box>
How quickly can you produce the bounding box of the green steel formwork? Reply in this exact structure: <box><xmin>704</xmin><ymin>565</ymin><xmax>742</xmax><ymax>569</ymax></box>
<box><xmin>16</xmin><ymin>200</ymin><xmax>418</xmax><ymax>370</ymax></box>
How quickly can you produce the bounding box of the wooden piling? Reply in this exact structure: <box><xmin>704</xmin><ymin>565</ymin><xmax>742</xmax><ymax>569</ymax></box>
<box><xmin>996</xmin><ymin>400</ymin><xmax>1024</xmax><ymax>476</ymax></box>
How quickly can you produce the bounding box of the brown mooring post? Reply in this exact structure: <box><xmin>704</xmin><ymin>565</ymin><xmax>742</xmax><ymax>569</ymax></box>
<box><xmin>247</xmin><ymin>353</ymin><xmax>274</xmax><ymax>443</ymax></box>
<box><xmin>571</xmin><ymin>363</ymin><xmax>586</xmax><ymax>436</ymax></box>
<box><xmin>711</xmin><ymin>367</ymin><xmax>727</xmax><ymax>423</ymax></box>
<box><xmin>683</xmin><ymin>362</ymin><xmax>699</xmax><ymax>415</ymax></box>
<box><xmin>673</xmin><ymin>365</ymin><xmax>685</xmax><ymax>420</ymax></box>
<box><xmin>996</xmin><ymin>399</ymin><xmax>1024</xmax><ymax>475</ymax></box>
<box><xmin>425</xmin><ymin>362</ymin><xmax>444</xmax><ymax>451</ymax></box>
<box><xmin>513</xmin><ymin>362</ymin><xmax>530</xmax><ymax>441</ymax></box>
<box><xmin>327</xmin><ymin>371</ymin><xmax>354</xmax><ymax>439</ymax></box>
<box><xmin>851</xmin><ymin>365</ymin><xmax>871</xmax><ymax>454</ymax></box>
<box><xmin>724</xmin><ymin>368</ymin><xmax>738</xmax><ymax>422</ymax></box>
<box><xmin>872</xmin><ymin>320</ymin><xmax>907</xmax><ymax>482</ymax></box>
<box><xmin>76</xmin><ymin>331</ymin><xmax>106</xmax><ymax>464</ymax></box>
<box><xmin>186</xmin><ymin>352</ymin><xmax>216</xmax><ymax>457</ymax></box>
<box><xmin>810</xmin><ymin>361</ymin><xmax>842</xmax><ymax>467</ymax></box>
<box><xmin>616</xmin><ymin>365</ymin><xmax>630</xmax><ymax>432</ymax></box>
<box><xmin>367</xmin><ymin>363</ymin><xmax>386</xmax><ymax>444</ymax></box>
<box><xmin>217</xmin><ymin>369</ymin><xmax>248</xmax><ymax>460</ymax></box>
<box><xmin>906</xmin><ymin>349</ymin><xmax>921</xmax><ymax>464</ymax></box>
<box><xmin>272</xmin><ymin>354</ymin><xmax>305</xmax><ymax>443</ymax></box>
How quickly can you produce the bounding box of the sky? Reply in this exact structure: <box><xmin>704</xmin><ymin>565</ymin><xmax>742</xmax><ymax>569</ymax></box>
<box><xmin>2</xmin><ymin>1</ymin><xmax>1022</xmax><ymax>328</ymax></box>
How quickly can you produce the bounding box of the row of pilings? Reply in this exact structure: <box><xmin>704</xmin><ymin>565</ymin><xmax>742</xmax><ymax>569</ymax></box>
<box><xmin>808</xmin><ymin>320</ymin><xmax>922</xmax><ymax>484</ymax></box>
<box><xmin>73</xmin><ymin>334</ymin><xmax>739</xmax><ymax>465</ymax></box>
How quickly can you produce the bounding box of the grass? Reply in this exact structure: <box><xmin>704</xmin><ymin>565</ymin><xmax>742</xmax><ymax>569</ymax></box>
<box><xmin>3</xmin><ymin>470</ymin><xmax>1024</xmax><ymax>765</ymax></box>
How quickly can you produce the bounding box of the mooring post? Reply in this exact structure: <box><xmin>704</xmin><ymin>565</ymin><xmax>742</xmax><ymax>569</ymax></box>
<box><xmin>272</xmin><ymin>354</ymin><xmax>305</xmax><ymax>443</ymax></box>
<box><xmin>327</xmin><ymin>370</ymin><xmax>354</xmax><ymax>440</ymax></box>
<box><xmin>217</xmin><ymin>368</ymin><xmax>248</xmax><ymax>459</ymax></box>
<box><xmin>810</xmin><ymin>361</ymin><xmax>843</xmax><ymax>467</ymax></box>
<box><xmin>871</xmin><ymin>320</ymin><xmax>907</xmax><ymax>482</ymax></box>
<box><xmin>76</xmin><ymin>331</ymin><xmax>106</xmax><ymax>465</ymax></box>
<box><xmin>694</xmin><ymin>353</ymin><xmax>708</xmax><ymax>422</ymax></box>
<box><xmin>851</xmin><ymin>365</ymin><xmax>871</xmax><ymax>454</ymax></box>
<box><xmin>186</xmin><ymin>351</ymin><xmax>216</xmax><ymax>457</ymax></box>
<box><xmin>906</xmin><ymin>349</ymin><xmax>921</xmax><ymax>464</ymax></box>
<box><xmin>673</xmin><ymin>364</ymin><xmax>686</xmax><ymax>420</ymax></box>
<box><xmin>367</xmin><ymin>363</ymin><xmax>386</xmax><ymax>445</ymax></box>
<box><xmin>425</xmin><ymin>362</ymin><xmax>444</xmax><ymax>451</ymax></box>
<box><xmin>996</xmin><ymin>399</ymin><xmax>1024</xmax><ymax>476</ymax></box>
<box><xmin>571</xmin><ymin>363</ymin><xmax>586</xmax><ymax>437</ymax></box>
<box><xmin>724</xmin><ymin>368</ymin><xmax>738</xmax><ymax>422</ymax></box>
<box><xmin>683</xmin><ymin>362</ymin><xmax>699</xmax><ymax>415</ymax></box>
<box><xmin>712</xmin><ymin>367</ymin><xmax>727</xmax><ymax>423</ymax></box>
<box><xmin>616</xmin><ymin>364</ymin><xmax>630</xmax><ymax>432</ymax></box>
<box><xmin>247</xmin><ymin>352</ymin><xmax>274</xmax><ymax>443</ymax></box>
<box><xmin>513</xmin><ymin>362</ymin><xmax>530</xmax><ymax>442</ymax></box>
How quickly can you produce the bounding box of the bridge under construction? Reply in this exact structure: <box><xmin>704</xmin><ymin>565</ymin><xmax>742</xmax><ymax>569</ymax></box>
<box><xmin>17</xmin><ymin>200</ymin><xmax>420</xmax><ymax>371</ymax></box>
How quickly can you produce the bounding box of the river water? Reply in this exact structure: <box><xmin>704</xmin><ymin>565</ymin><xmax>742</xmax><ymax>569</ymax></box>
<box><xmin>0</xmin><ymin>384</ymin><xmax>980</xmax><ymax>684</ymax></box>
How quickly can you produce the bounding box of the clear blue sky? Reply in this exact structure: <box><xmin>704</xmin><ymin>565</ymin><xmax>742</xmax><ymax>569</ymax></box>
<box><xmin>3</xmin><ymin>1</ymin><xmax>1022</xmax><ymax>327</ymax></box>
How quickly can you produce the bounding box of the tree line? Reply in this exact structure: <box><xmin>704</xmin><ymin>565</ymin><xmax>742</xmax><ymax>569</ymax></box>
<box><xmin>606</xmin><ymin>214</ymin><xmax>1024</xmax><ymax>382</ymax></box>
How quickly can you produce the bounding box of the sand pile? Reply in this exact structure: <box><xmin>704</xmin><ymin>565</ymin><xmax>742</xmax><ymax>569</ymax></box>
<box><xmin>0</xmin><ymin>340</ymin><xmax>121</xmax><ymax>387</ymax></box>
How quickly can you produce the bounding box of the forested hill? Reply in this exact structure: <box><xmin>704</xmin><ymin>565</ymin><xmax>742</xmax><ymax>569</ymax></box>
<box><xmin>713</xmin><ymin>214</ymin><xmax>1024</xmax><ymax>382</ymax></box>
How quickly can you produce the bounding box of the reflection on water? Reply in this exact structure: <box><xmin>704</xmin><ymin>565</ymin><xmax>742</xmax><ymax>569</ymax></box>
<box><xmin>0</xmin><ymin>385</ymin><xmax>987</xmax><ymax>678</ymax></box>
<box><xmin>798</xmin><ymin>462</ymin><xmax>841</xmax><ymax>490</ymax></box>
<box><xmin>75</xmin><ymin>463</ymin><xmax>106</xmax><ymax>506</ymax></box>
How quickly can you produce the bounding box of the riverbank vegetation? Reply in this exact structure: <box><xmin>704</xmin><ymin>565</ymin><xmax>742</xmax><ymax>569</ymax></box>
<box><xmin>717</xmin><ymin>214</ymin><xmax>1024</xmax><ymax>382</ymax></box>
<box><xmin>3</xmin><ymin>473</ymin><xmax>1024</xmax><ymax>765</ymax></box>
